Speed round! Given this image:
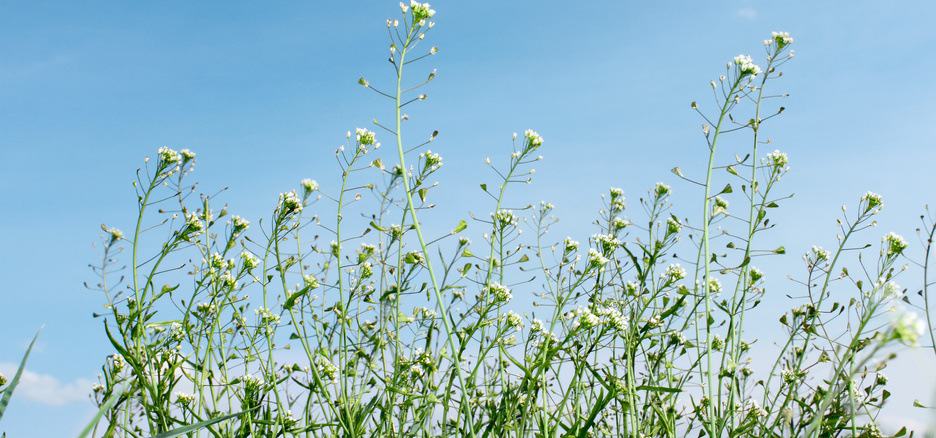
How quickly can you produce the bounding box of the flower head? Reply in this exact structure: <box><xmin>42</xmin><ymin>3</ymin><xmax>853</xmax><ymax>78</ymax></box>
<box><xmin>883</xmin><ymin>232</ymin><xmax>907</xmax><ymax>256</ymax></box>
<box><xmin>733</xmin><ymin>54</ymin><xmax>762</xmax><ymax>77</ymax></box>
<box><xmin>892</xmin><ymin>311</ymin><xmax>925</xmax><ymax>346</ymax></box>
<box><xmin>766</xmin><ymin>149</ymin><xmax>789</xmax><ymax>168</ymax></box>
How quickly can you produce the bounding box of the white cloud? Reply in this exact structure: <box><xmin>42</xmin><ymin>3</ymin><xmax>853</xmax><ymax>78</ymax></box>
<box><xmin>0</xmin><ymin>362</ymin><xmax>92</xmax><ymax>406</ymax></box>
<box><xmin>736</xmin><ymin>7</ymin><xmax>758</xmax><ymax>20</ymax></box>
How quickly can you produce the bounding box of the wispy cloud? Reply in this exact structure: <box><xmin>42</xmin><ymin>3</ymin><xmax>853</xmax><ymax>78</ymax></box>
<box><xmin>0</xmin><ymin>362</ymin><xmax>92</xmax><ymax>406</ymax></box>
<box><xmin>736</xmin><ymin>7</ymin><xmax>758</xmax><ymax>20</ymax></box>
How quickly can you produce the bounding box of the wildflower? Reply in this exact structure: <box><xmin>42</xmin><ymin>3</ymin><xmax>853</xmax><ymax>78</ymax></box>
<box><xmin>861</xmin><ymin>191</ymin><xmax>883</xmax><ymax>213</ymax></box>
<box><xmin>92</xmin><ymin>383</ymin><xmax>105</xmax><ymax>393</ymax></box>
<box><xmin>102</xmin><ymin>225</ymin><xmax>124</xmax><ymax>242</ymax></box>
<box><xmin>255</xmin><ymin>307</ymin><xmax>281</xmax><ymax>325</ymax></box>
<box><xmin>231</xmin><ymin>215</ymin><xmax>250</xmax><ymax>233</ymax></box>
<box><xmin>358</xmin><ymin>243</ymin><xmax>376</xmax><ymax>262</ymax></box>
<box><xmin>666</xmin><ymin>217</ymin><xmax>681</xmax><ymax>234</ymax></box>
<box><xmin>781</xmin><ymin>367</ymin><xmax>805</xmax><ymax>384</ymax></box>
<box><xmin>185</xmin><ymin>212</ymin><xmax>204</xmax><ymax>235</ymax></box>
<box><xmin>504</xmin><ymin>310</ymin><xmax>523</xmax><ymax>329</ymax></box>
<box><xmin>811</xmin><ymin>245</ymin><xmax>831</xmax><ymax>262</ymax></box>
<box><xmin>409</xmin><ymin>1</ymin><xmax>435</xmax><ymax>22</ymax></box>
<box><xmin>355</xmin><ymin>128</ymin><xmax>377</xmax><ymax>146</ymax></box>
<box><xmin>316</xmin><ymin>355</ymin><xmax>338</xmax><ymax>381</ymax></box>
<box><xmin>595</xmin><ymin>305</ymin><xmax>627</xmax><ymax>331</ymax></box>
<box><xmin>654</xmin><ymin>182</ymin><xmax>671</xmax><ymax>198</ymax></box>
<box><xmin>883</xmin><ymin>232</ymin><xmax>907</xmax><ymax>256</ymax></box>
<box><xmin>176</xmin><ymin>392</ymin><xmax>196</xmax><ymax>406</ymax></box>
<box><xmin>492</xmin><ymin>209</ymin><xmax>518</xmax><ymax>227</ymax></box>
<box><xmin>875</xmin><ymin>372</ymin><xmax>888</xmax><ymax>385</ymax></box>
<box><xmin>157</xmin><ymin>146</ymin><xmax>181</xmax><ymax>165</ymax></box>
<box><xmin>593</xmin><ymin>233</ymin><xmax>621</xmax><ymax>253</ymax></box>
<box><xmin>563</xmin><ymin>237</ymin><xmax>580</xmax><ymax>252</ymax></box>
<box><xmin>486</xmin><ymin>282</ymin><xmax>512</xmax><ymax>304</ymax></box>
<box><xmin>301</xmin><ymin>178</ymin><xmax>319</xmax><ymax>193</ymax></box>
<box><xmin>240</xmin><ymin>251</ymin><xmax>259</xmax><ymax>270</ymax></box>
<box><xmin>749</xmin><ymin>266</ymin><xmax>764</xmax><ymax>284</ymax></box>
<box><xmin>180</xmin><ymin>149</ymin><xmax>196</xmax><ymax>161</ymax></box>
<box><xmin>575</xmin><ymin>308</ymin><xmax>601</xmax><ymax>330</ymax></box>
<box><xmin>707</xmin><ymin>277</ymin><xmax>722</xmax><ymax>294</ymax></box>
<box><xmin>609</xmin><ymin>187</ymin><xmax>624</xmax><ymax>199</ymax></box>
<box><xmin>882</xmin><ymin>281</ymin><xmax>903</xmax><ymax>300</ymax></box>
<box><xmin>766</xmin><ymin>149</ymin><xmax>789</xmax><ymax>168</ymax></box>
<box><xmin>733</xmin><ymin>54</ymin><xmax>762</xmax><ymax>76</ymax></box>
<box><xmin>421</xmin><ymin>149</ymin><xmax>443</xmax><ymax>170</ymax></box>
<box><xmin>587</xmin><ymin>248</ymin><xmax>609</xmax><ymax>269</ymax></box>
<box><xmin>111</xmin><ymin>354</ymin><xmax>125</xmax><ymax>372</ymax></box>
<box><xmin>662</xmin><ymin>264</ymin><xmax>687</xmax><ymax>282</ymax></box>
<box><xmin>892</xmin><ymin>311</ymin><xmax>925</xmax><ymax>346</ymax></box>
<box><xmin>219</xmin><ymin>271</ymin><xmax>237</xmax><ymax>289</ymax></box>
<box><xmin>404</xmin><ymin>251</ymin><xmax>425</xmax><ymax>265</ymax></box>
<box><xmin>713</xmin><ymin>196</ymin><xmax>729</xmax><ymax>216</ymax></box>
<box><xmin>279</xmin><ymin>191</ymin><xmax>303</xmax><ymax>214</ymax></box>
<box><xmin>0</xmin><ymin>371</ymin><xmax>7</xmax><ymax>387</ymax></box>
<box><xmin>712</xmin><ymin>335</ymin><xmax>725</xmax><ymax>351</ymax></box>
<box><xmin>523</xmin><ymin>129</ymin><xmax>543</xmax><ymax>149</ymax></box>
<box><xmin>770</xmin><ymin>31</ymin><xmax>794</xmax><ymax>47</ymax></box>
<box><xmin>613</xmin><ymin>217</ymin><xmax>631</xmax><ymax>230</ymax></box>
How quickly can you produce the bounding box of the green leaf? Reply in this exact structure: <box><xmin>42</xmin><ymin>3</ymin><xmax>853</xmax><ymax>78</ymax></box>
<box><xmin>451</xmin><ymin>219</ymin><xmax>468</xmax><ymax>234</ymax></box>
<box><xmin>150</xmin><ymin>411</ymin><xmax>245</xmax><ymax>438</ymax></box>
<box><xmin>77</xmin><ymin>385</ymin><xmax>127</xmax><ymax>438</ymax></box>
<box><xmin>0</xmin><ymin>328</ymin><xmax>41</xmax><ymax>421</ymax></box>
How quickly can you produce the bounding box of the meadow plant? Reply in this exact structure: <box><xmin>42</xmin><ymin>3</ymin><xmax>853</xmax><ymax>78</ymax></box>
<box><xmin>76</xmin><ymin>5</ymin><xmax>932</xmax><ymax>438</ymax></box>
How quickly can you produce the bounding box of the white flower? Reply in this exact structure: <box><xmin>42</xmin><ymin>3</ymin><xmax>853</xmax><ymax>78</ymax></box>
<box><xmin>733</xmin><ymin>54</ymin><xmax>762</xmax><ymax>76</ymax></box>
<box><xmin>492</xmin><ymin>209</ymin><xmax>519</xmax><ymax>227</ymax></box>
<box><xmin>882</xmin><ymin>281</ymin><xmax>903</xmax><ymax>300</ymax></box>
<box><xmin>316</xmin><ymin>355</ymin><xmax>338</xmax><ymax>381</ymax></box>
<box><xmin>279</xmin><ymin>191</ymin><xmax>303</xmax><ymax>214</ymax></box>
<box><xmin>770</xmin><ymin>31</ymin><xmax>794</xmax><ymax>46</ymax></box>
<box><xmin>593</xmin><ymin>233</ymin><xmax>621</xmax><ymax>253</ymax></box>
<box><xmin>662</xmin><ymin>264</ymin><xmax>687</xmax><ymax>282</ymax></box>
<box><xmin>893</xmin><ymin>311</ymin><xmax>925</xmax><ymax>346</ymax></box>
<box><xmin>301</xmin><ymin>179</ymin><xmax>319</xmax><ymax>193</ymax></box>
<box><xmin>523</xmin><ymin>129</ymin><xmax>543</xmax><ymax>149</ymax></box>
<box><xmin>654</xmin><ymin>182</ymin><xmax>671</xmax><ymax>198</ymax></box>
<box><xmin>102</xmin><ymin>225</ymin><xmax>124</xmax><ymax>241</ymax></box>
<box><xmin>713</xmin><ymin>197</ymin><xmax>729</xmax><ymax>216</ymax></box>
<box><xmin>157</xmin><ymin>146</ymin><xmax>181</xmax><ymax>165</ymax></box>
<box><xmin>707</xmin><ymin>277</ymin><xmax>722</xmax><ymax>294</ymax></box>
<box><xmin>240</xmin><ymin>251</ymin><xmax>259</xmax><ymax>270</ymax></box>
<box><xmin>811</xmin><ymin>245</ymin><xmax>831</xmax><ymax>262</ymax></box>
<box><xmin>176</xmin><ymin>392</ymin><xmax>196</xmax><ymax>406</ymax></box>
<box><xmin>231</xmin><ymin>215</ymin><xmax>250</xmax><ymax>232</ymax></box>
<box><xmin>766</xmin><ymin>149</ymin><xmax>789</xmax><ymax>168</ymax></box>
<box><xmin>883</xmin><ymin>232</ymin><xmax>908</xmax><ymax>256</ymax></box>
<box><xmin>180</xmin><ymin>149</ymin><xmax>196</xmax><ymax>161</ymax></box>
<box><xmin>861</xmin><ymin>191</ymin><xmax>883</xmax><ymax>212</ymax></box>
<box><xmin>564</xmin><ymin>237</ymin><xmax>579</xmax><ymax>252</ymax></box>
<box><xmin>355</xmin><ymin>128</ymin><xmax>377</xmax><ymax>146</ymax></box>
<box><xmin>587</xmin><ymin>248</ymin><xmax>608</xmax><ymax>269</ymax></box>
<box><xmin>504</xmin><ymin>310</ymin><xmax>523</xmax><ymax>329</ymax></box>
<box><xmin>421</xmin><ymin>150</ymin><xmax>443</xmax><ymax>170</ymax></box>
<box><xmin>486</xmin><ymin>282</ymin><xmax>512</xmax><ymax>304</ymax></box>
<box><xmin>666</xmin><ymin>217</ymin><xmax>681</xmax><ymax>234</ymax></box>
<box><xmin>409</xmin><ymin>1</ymin><xmax>435</xmax><ymax>22</ymax></box>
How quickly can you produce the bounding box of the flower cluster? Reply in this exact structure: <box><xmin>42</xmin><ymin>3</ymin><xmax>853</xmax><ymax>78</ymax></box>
<box><xmin>883</xmin><ymin>232</ymin><xmax>907</xmax><ymax>256</ymax></box>
<box><xmin>485</xmin><ymin>282</ymin><xmax>512</xmax><ymax>304</ymax></box>
<box><xmin>733</xmin><ymin>54</ymin><xmax>762</xmax><ymax>77</ymax></box>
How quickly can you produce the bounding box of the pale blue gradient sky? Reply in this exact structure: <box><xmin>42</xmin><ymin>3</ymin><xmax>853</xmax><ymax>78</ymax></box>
<box><xmin>2</xmin><ymin>1</ymin><xmax>936</xmax><ymax>435</ymax></box>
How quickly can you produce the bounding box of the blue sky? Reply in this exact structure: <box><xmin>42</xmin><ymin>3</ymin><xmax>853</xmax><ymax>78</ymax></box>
<box><xmin>2</xmin><ymin>0</ymin><xmax>936</xmax><ymax>435</ymax></box>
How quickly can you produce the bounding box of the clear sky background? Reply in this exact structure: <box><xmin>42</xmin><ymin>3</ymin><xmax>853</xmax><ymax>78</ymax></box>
<box><xmin>2</xmin><ymin>1</ymin><xmax>936</xmax><ymax>436</ymax></box>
